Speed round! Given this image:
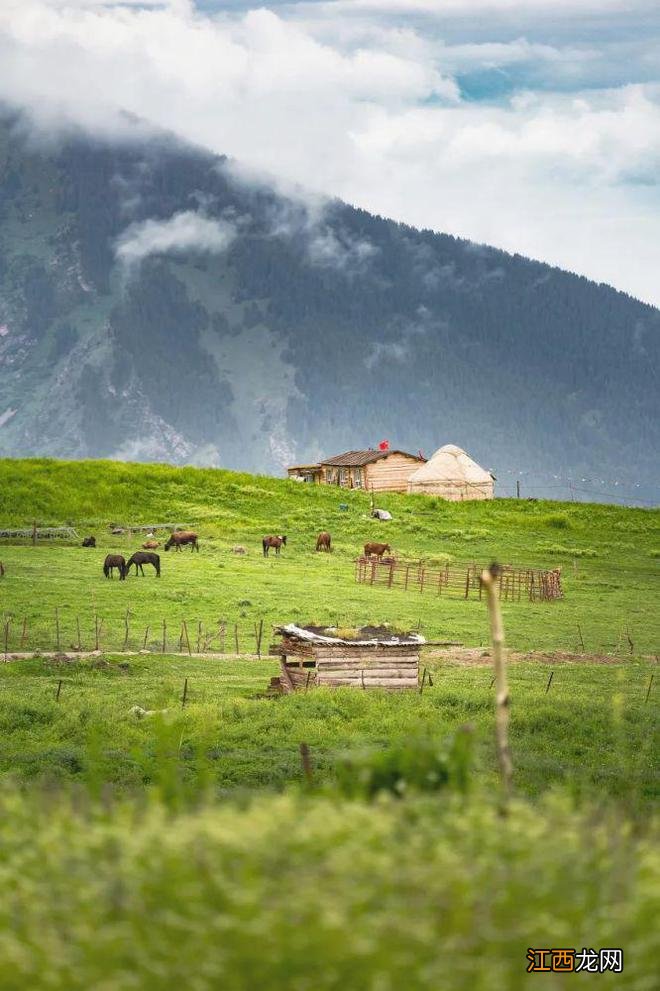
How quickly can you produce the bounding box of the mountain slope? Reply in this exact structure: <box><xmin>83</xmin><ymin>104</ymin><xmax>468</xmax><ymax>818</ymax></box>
<box><xmin>0</xmin><ymin>111</ymin><xmax>658</xmax><ymax>502</ymax></box>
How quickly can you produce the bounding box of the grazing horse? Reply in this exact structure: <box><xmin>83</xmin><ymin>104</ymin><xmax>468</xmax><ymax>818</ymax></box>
<box><xmin>164</xmin><ymin>531</ymin><xmax>199</xmax><ymax>552</ymax></box>
<box><xmin>126</xmin><ymin>551</ymin><xmax>161</xmax><ymax>577</ymax></box>
<box><xmin>316</xmin><ymin>531</ymin><xmax>331</xmax><ymax>552</ymax></box>
<box><xmin>142</xmin><ymin>539</ymin><xmax>160</xmax><ymax>550</ymax></box>
<box><xmin>263</xmin><ymin>535</ymin><xmax>286</xmax><ymax>557</ymax></box>
<box><xmin>82</xmin><ymin>536</ymin><xmax>96</xmax><ymax>548</ymax></box>
<box><xmin>103</xmin><ymin>554</ymin><xmax>126</xmax><ymax>580</ymax></box>
<box><xmin>364</xmin><ymin>542</ymin><xmax>391</xmax><ymax>559</ymax></box>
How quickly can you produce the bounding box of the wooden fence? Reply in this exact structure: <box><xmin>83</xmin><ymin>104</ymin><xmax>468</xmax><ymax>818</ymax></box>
<box><xmin>354</xmin><ymin>557</ymin><xmax>563</xmax><ymax>603</ymax></box>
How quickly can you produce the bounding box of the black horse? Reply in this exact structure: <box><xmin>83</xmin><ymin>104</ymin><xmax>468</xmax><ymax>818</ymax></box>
<box><xmin>126</xmin><ymin>551</ymin><xmax>161</xmax><ymax>577</ymax></box>
<box><xmin>82</xmin><ymin>536</ymin><xmax>96</xmax><ymax>548</ymax></box>
<box><xmin>103</xmin><ymin>554</ymin><xmax>126</xmax><ymax>580</ymax></box>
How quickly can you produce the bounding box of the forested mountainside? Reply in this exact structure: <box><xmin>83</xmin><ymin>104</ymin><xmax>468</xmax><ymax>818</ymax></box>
<box><xmin>0</xmin><ymin>110</ymin><xmax>658</xmax><ymax>502</ymax></box>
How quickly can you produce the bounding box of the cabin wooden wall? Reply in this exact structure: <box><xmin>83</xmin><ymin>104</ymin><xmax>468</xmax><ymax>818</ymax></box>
<box><xmin>364</xmin><ymin>454</ymin><xmax>423</xmax><ymax>493</ymax></box>
<box><xmin>315</xmin><ymin>646</ymin><xmax>419</xmax><ymax>689</ymax></box>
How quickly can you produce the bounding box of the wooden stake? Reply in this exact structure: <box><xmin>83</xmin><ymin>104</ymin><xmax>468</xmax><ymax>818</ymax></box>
<box><xmin>94</xmin><ymin>613</ymin><xmax>100</xmax><ymax>651</ymax></box>
<box><xmin>4</xmin><ymin>619</ymin><xmax>9</xmax><ymax>662</ymax></box>
<box><xmin>545</xmin><ymin>671</ymin><xmax>554</xmax><ymax>694</ymax></box>
<box><xmin>626</xmin><ymin>627</ymin><xmax>634</xmax><ymax>655</ymax></box>
<box><xmin>220</xmin><ymin>621</ymin><xmax>226</xmax><ymax>654</ymax></box>
<box><xmin>299</xmin><ymin>742</ymin><xmax>313</xmax><ymax>785</ymax></box>
<box><xmin>197</xmin><ymin>621</ymin><xmax>202</xmax><ymax>654</ymax></box>
<box><xmin>181</xmin><ymin>678</ymin><xmax>188</xmax><ymax>708</ymax></box>
<box><xmin>123</xmin><ymin>609</ymin><xmax>130</xmax><ymax>651</ymax></box>
<box><xmin>55</xmin><ymin>607</ymin><xmax>61</xmax><ymax>652</ymax></box>
<box><xmin>256</xmin><ymin>619</ymin><xmax>264</xmax><ymax>659</ymax></box>
<box><xmin>182</xmin><ymin>621</ymin><xmax>192</xmax><ymax>656</ymax></box>
<box><xmin>20</xmin><ymin>617</ymin><xmax>27</xmax><ymax>648</ymax></box>
<box><xmin>234</xmin><ymin>624</ymin><xmax>239</xmax><ymax>655</ymax></box>
<box><xmin>55</xmin><ymin>679</ymin><xmax>62</xmax><ymax>702</ymax></box>
<box><xmin>419</xmin><ymin>667</ymin><xmax>427</xmax><ymax>694</ymax></box>
<box><xmin>305</xmin><ymin>670</ymin><xmax>312</xmax><ymax>693</ymax></box>
<box><xmin>76</xmin><ymin>616</ymin><xmax>82</xmax><ymax>651</ymax></box>
<box><xmin>143</xmin><ymin>626</ymin><xmax>150</xmax><ymax>650</ymax></box>
<box><xmin>162</xmin><ymin>619</ymin><xmax>167</xmax><ymax>654</ymax></box>
<box><xmin>480</xmin><ymin>564</ymin><xmax>513</xmax><ymax>801</ymax></box>
<box><xmin>644</xmin><ymin>673</ymin><xmax>654</xmax><ymax>704</ymax></box>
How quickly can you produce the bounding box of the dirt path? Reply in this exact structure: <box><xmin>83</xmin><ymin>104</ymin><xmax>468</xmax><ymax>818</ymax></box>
<box><xmin>425</xmin><ymin>647</ymin><xmax>641</xmax><ymax>666</ymax></box>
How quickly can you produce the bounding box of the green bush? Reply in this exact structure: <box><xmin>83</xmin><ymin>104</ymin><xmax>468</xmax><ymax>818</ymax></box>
<box><xmin>0</xmin><ymin>786</ymin><xmax>656</xmax><ymax>990</ymax></box>
<box><xmin>333</xmin><ymin>727</ymin><xmax>474</xmax><ymax>798</ymax></box>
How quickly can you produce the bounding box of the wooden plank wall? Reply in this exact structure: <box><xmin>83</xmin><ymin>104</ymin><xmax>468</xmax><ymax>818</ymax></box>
<box><xmin>365</xmin><ymin>454</ymin><xmax>422</xmax><ymax>493</ymax></box>
<box><xmin>316</xmin><ymin>647</ymin><xmax>418</xmax><ymax>690</ymax></box>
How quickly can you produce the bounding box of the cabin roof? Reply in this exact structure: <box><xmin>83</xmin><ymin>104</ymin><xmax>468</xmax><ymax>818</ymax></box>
<box><xmin>276</xmin><ymin>623</ymin><xmax>426</xmax><ymax>647</ymax></box>
<box><xmin>319</xmin><ymin>448</ymin><xmax>426</xmax><ymax>467</ymax></box>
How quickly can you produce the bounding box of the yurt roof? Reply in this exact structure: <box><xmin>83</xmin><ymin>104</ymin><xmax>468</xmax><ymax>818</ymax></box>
<box><xmin>408</xmin><ymin>444</ymin><xmax>492</xmax><ymax>484</ymax></box>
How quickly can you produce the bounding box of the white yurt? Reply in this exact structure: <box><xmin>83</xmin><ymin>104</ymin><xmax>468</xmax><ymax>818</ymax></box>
<box><xmin>407</xmin><ymin>444</ymin><xmax>494</xmax><ymax>501</ymax></box>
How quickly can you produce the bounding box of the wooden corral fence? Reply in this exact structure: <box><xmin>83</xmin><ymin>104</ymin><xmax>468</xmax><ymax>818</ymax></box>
<box><xmin>0</xmin><ymin>525</ymin><xmax>79</xmax><ymax>542</ymax></box>
<box><xmin>355</xmin><ymin>557</ymin><xmax>563</xmax><ymax>603</ymax></box>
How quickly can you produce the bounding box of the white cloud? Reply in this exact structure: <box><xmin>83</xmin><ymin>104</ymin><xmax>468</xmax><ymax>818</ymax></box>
<box><xmin>115</xmin><ymin>211</ymin><xmax>236</xmax><ymax>266</ymax></box>
<box><xmin>0</xmin><ymin>0</ymin><xmax>658</xmax><ymax>304</ymax></box>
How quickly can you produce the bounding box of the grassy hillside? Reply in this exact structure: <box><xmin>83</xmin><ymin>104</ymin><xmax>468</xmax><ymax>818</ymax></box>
<box><xmin>0</xmin><ymin>458</ymin><xmax>657</xmax><ymax>988</ymax></box>
<box><xmin>0</xmin><ymin>458</ymin><xmax>657</xmax><ymax>654</ymax></box>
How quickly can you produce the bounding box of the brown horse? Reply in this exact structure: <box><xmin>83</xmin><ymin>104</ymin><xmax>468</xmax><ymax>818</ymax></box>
<box><xmin>364</xmin><ymin>542</ymin><xmax>391</xmax><ymax>559</ymax></box>
<box><xmin>316</xmin><ymin>531</ymin><xmax>331</xmax><ymax>552</ymax></box>
<box><xmin>126</xmin><ymin>551</ymin><xmax>161</xmax><ymax>577</ymax></box>
<box><xmin>103</xmin><ymin>554</ymin><xmax>126</xmax><ymax>580</ymax></box>
<box><xmin>142</xmin><ymin>539</ymin><xmax>160</xmax><ymax>549</ymax></box>
<box><xmin>164</xmin><ymin>531</ymin><xmax>199</xmax><ymax>552</ymax></box>
<box><xmin>263</xmin><ymin>535</ymin><xmax>286</xmax><ymax>557</ymax></box>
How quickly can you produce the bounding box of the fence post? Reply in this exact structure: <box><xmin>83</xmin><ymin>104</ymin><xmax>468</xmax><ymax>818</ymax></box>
<box><xmin>182</xmin><ymin>621</ymin><xmax>192</xmax><ymax>656</ymax></box>
<box><xmin>181</xmin><ymin>678</ymin><xmax>189</xmax><ymax>708</ymax></box>
<box><xmin>464</xmin><ymin>570</ymin><xmax>470</xmax><ymax>599</ymax></box>
<box><xmin>3</xmin><ymin>619</ymin><xmax>9</xmax><ymax>662</ymax></box>
<box><xmin>299</xmin><ymin>742</ymin><xmax>313</xmax><ymax>786</ymax></box>
<box><xmin>20</xmin><ymin>617</ymin><xmax>28</xmax><ymax>649</ymax></box>
<box><xmin>234</xmin><ymin>624</ymin><xmax>239</xmax><ymax>655</ymax></box>
<box><xmin>55</xmin><ymin>607</ymin><xmax>61</xmax><ymax>652</ymax></box>
<box><xmin>162</xmin><ymin>619</ymin><xmax>167</xmax><ymax>654</ymax></box>
<box><xmin>76</xmin><ymin>616</ymin><xmax>82</xmax><ymax>651</ymax></box>
<box><xmin>545</xmin><ymin>671</ymin><xmax>554</xmax><ymax>694</ymax></box>
<box><xmin>480</xmin><ymin>564</ymin><xmax>513</xmax><ymax>802</ymax></box>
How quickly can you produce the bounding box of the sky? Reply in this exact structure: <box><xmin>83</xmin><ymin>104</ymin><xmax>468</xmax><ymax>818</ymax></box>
<box><xmin>1</xmin><ymin>0</ymin><xmax>659</xmax><ymax>306</ymax></box>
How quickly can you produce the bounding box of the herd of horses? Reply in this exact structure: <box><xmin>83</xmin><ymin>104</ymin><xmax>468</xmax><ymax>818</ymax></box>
<box><xmin>90</xmin><ymin>527</ymin><xmax>393</xmax><ymax>581</ymax></box>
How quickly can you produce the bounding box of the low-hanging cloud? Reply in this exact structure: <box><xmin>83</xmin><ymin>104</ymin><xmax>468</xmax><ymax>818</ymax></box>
<box><xmin>0</xmin><ymin>1</ymin><xmax>659</xmax><ymax>305</ymax></box>
<box><xmin>115</xmin><ymin>211</ymin><xmax>236</xmax><ymax>267</ymax></box>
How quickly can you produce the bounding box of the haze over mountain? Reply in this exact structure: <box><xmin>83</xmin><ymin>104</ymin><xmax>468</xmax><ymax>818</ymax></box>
<box><xmin>0</xmin><ymin>112</ymin><xmax>658</xmax><ymax>503</ymax></box>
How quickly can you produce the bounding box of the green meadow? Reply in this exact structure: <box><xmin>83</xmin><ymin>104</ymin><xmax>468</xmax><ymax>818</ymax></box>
<box><xmin>0</xmin><ymin>458</ymin><xmax>658</xmax><ymax>990</ymax></box>
<box><xmin>0</xmin><ymin>458</ymin><xmax>657</xmax><ymax>654</ymax></box>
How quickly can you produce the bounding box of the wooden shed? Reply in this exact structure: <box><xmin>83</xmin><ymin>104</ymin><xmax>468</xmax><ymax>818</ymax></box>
<box><xmin>287</xmin><ymin>445</ymin><xmax>426</xmax><ymax>493</ymax></box>
<box><xmin>269</xmin><ymin>624</ymin><xmax>423</xmax><ymax>693</ymax></box>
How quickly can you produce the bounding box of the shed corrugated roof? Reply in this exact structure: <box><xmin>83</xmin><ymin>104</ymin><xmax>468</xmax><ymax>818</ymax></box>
<box><xmin>320</xmin><ymin>448</ymin><xmax>425</xmax><ymax>467</ymax></box>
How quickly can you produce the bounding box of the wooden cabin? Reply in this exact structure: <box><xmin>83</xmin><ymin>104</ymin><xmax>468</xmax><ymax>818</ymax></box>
<box><xmin>269</xmin><ymin>624</ymin><xmax>423</xmax><ymax>693</ymax></box>
<box><xmin>287</xmin><ymin>446</ymin><xmax>426</xmax><ymax>494</ymax></box>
